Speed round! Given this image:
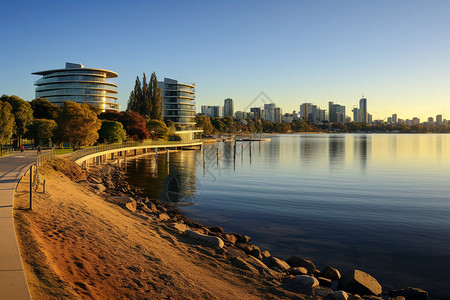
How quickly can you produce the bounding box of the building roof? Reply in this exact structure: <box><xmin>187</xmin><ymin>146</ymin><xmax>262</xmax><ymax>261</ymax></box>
<box><xmin>32</xmin><ymin>62</ymin><xmax>118</xmax><ymax>78</ymax></box>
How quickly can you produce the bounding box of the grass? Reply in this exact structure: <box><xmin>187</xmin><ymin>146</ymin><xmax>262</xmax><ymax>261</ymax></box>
<box><xmin>53</xmin><ymin>148</ymin><xmax>74</xmax><ymax>156</ymax></box>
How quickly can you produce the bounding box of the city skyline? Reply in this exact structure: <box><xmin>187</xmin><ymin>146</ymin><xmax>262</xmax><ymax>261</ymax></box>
<box><xmin>1</xmin><ymin>1</ymin><xmax>449</xmax><ymax>121</ymax></box>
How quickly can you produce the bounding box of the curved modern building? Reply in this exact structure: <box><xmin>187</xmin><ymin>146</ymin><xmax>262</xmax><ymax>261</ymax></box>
<box><xmin>32</xmin><ymin>62</ymin><xmax>119</xmax><ymax>111</ymax></box>
<box><xmin>159</xmin><ymin>77</ymin><xmax>196</xmax><ymax>129</ymax></box>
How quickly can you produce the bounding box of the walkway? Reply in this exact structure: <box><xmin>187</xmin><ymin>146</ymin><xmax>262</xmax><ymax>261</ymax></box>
<box><xmin>0</xmin><ymin>152</ymin><xmax>36</xmax><ymax>300</ymax></box>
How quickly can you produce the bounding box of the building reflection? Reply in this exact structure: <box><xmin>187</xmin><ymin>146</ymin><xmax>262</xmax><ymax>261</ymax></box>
<box><xmin>328</xmin><ymin>135</ymin><xmax>346</xmax><ymax>169</ymax></box>
<box><xmin>124</xmin><ymin>150</ymin><xmax>199</xmax><ymax>205</ymax></box>
<box><xmin>353</xmin><ymin>135</ymin><xmax>370</xmax><ymax>170</ymax></box>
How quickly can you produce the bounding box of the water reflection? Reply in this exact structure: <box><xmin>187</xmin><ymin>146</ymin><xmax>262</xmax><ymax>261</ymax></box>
<box><xmin>125</xmin><ymin>150</ymin><xmax>199</xmax><ymax>204</ymax></box>
<box><xmin>328</xmin><ymin>135</ymin><xmax>346</xmax><ymax>169</ymax></box>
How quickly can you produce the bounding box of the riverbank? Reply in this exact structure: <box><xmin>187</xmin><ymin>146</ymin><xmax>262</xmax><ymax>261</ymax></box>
<box><xmin>13</xmin><ymin>157</ymin><xmax>430</xmax><ymax>299</ymax></box>
<box><xmin>13</xmin><ymin>158</ymin><xmax>310</xmax><ymax>299</ymax></box>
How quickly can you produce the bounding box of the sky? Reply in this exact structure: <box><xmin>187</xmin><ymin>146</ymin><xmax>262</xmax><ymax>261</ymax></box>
<box><xmin>1</xmin><ymin>0</ymin><xmax>449</xmax><ymax>121</ymax></box>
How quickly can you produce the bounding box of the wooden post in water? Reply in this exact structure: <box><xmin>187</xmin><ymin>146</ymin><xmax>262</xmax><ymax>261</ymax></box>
<box><xmin>249</xmin><ymin>142</ymin><xmax>252</xmax><ymax>164</ymax></box>
<box><xmin>216</xmin><ymin>148</ymin><xmax>219</xmax><ymax>167</ymax></box>
<box><xmin>241</xmin><ymin>144</ymin><xmax>243</xmax><ymax>164</ymax></box>
<box><xmin>167</xmin><ymin>149</ymin><xmax>169</xmax><ymax>163</ymax></box>
<box><xmin>203</xmin><ymin>146</ymin><xmax>206</xmax><ymax>177</ymax></box>
<box><xmin>233</xmin><ymin>140</ymin><xmax>236</xmax><ymax>170</ymax></box>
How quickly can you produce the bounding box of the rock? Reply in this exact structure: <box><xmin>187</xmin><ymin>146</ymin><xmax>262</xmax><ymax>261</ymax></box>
<box><xmin>104</xmin><ymin>180</ymin><xmax>115</xmax><ymax>189</ymax></box>
<box><xmin>230</xmin><ymin>257</ymin><xmax>259</xmax><ymax>275</ymax></box>
<box><xmin>222</xmin><ymin>234</ymin><xmax>237</xmax><ymax>244</ymax></box>
<box><xmin>261</xmin><ymin>250</ymin><xmax>271</xmax><ymax>259</ymax></box>
<box><xmin>293</xmin><ymin>275</ymin><xmax>320</xmax><ymax>288</ymax></box>
<box><xmin>245</xmin><ymin>256</ymin><xmax>282</xmax><ymax>280</ymax></box>
<box><xmin>170</xmin><ymin>222</ymin><xmax>188</xmax><ymax>233</ymax></box>
<box><xmin>316</xmin><ymin>287</ymin><xmax>333</xmax><ymax>298</ymax></box>
<box><xmin>142</xmin><ymin>204</ymin><xmax>155</xmax><ymax>213</ymax></box>
<box><xmin>94</xmin><ymin>184</ymin><xmax>106</xmax><ymax>193</ymax></box>
<box><xmin>311</xmin><ymin>268</ymin><xmax>321</xmax><ymax>277</ymax></box>
<box><xmin>389</xmin><ymin>297</ymin><xmax>405</xmax><ymax>300</ymax></box>
<box><xmin>184</xmin><ymin>230</ymin><xmax>224</xmax><ymax>249</ymax></box>
<box><xmin>234</xmin><ymin>233</ymin><xmax>251</xmax><ymax>243</ymax></box>
<box><xmin>158</xmin><ymin>213</ymin><xmax>170</xmax><ymax>221</ymax></box>
<box><xmin>338</xmin><ymin>269</ymin><xmax>382</xmax><ymax>296</ymax></box>
<box><xmin>318</xmin><ymin>276</ymin><xmax>332</xmax><ymax>287</ymax></box>
<box><xmin>125</xmin><ymin>201</ymin><xmax>137</xmax><ymax>212</ymax></box>
<box><xmin>322</xmin><ymin>265</ymin><xmax>341</xmax><ymax>280</ymax></box>
<box><xmin>268</xmin><ymin>257</ymin><xmax>291</xmax><ymax>272</ymax></box>
<box><xmin>208</xmin><ymin>226</ymin><xmax>224</xmax><ymax>234</ymax></box>
<box><xmin>288</xmin><ymin>267</ymin><xmax>308</xmax><ymax>276</ymax></box>
<box><xmin>109</xmin><ymin>196</ymin><xmax>135</xmax><ymax>206</ymax></box>
<box><xmin>286</xmin><ymin>256</ymin><xmax>316</xmax><ymax>270</ymax></box>
<box><xmin>249</xmin><ymin>248</ymin><xmax>263</xmax><ymax>260</ymax></box>
<box><xmin>235</xmin><ymin>243</ymin><xmax>258</xmax><ymax>254</ymax></box>
<box><xmin>225</xmin><ymin>246</ymin><xmax>246</xmax><ymax>258</ymax></box>
<box><xmin>332</xmin><ymin>290</ymin><xmax>349</xmax><ymax>300</ymax></box>
<box><xmin>389</xmin><ymin>287</ymin><xmax>428</xmax><ymax>300</ymax></box>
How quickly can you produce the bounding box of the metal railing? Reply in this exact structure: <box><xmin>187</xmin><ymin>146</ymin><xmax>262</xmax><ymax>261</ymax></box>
<box><xmin>1</xmin><ymin>147</ymin><xmax>14</xmax><ymax>156</ymax></box>
<box><xmin>36</xmin><ymin>150</ymin><xmax>56</xmax><ymax>168</ymax></box>
<box><xmin>71</xmin><ymin>139</ymin><xmax>203</xmax><ymax>162</ymax></box>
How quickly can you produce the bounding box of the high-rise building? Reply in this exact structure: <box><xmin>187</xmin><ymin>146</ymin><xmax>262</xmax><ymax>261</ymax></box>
<box><xmin>250</xmin><ymin>107</ymin><xmax>262</xmax><ymax>119</ymax></box>
<box><xmin>223</xmin><ymin>98</ymin><xmax>234</xmax><ymax>118</ymax></box>
<box><xmin>275</xmin><ymin>107</ymin><xmax>282</xmax><ymax>123</ymax></box>
<box><xmin>300</xmin><ymin>103</ymin><xmax>311</xmax><ymax>120</ymax></box>
<box><xmin>159</xmin><ymin>78</ymin><xmax>196</xmax><ymax>129</ymax></box>
<box><xmin>328</xmin><ymin>101</ymin><xmax>335</xmax><ymax>122</ymax></box>
<box><xmin>264</xmin><ymin>103</ymin><xmax>276</xmax><ymax>123</ymax></box>
<box><xmin>392</xmin><ymin>113</ymin><xmax>398</xmax><ymax>123</ymax></box>
<box><xmin>359</xmin><ymin>97</ymin><xmax>368</xmax><ymax>123</ymax></box>
<box><xmin>436</xmin><ymin>114</ymin><xmax>443</xmax><ymax>125</ymax></box>
<box><xmin>204</xmin><ymin>106</ymin><xmax>222</xmax><ymax>118</ymax></box>
<box><xmin>352</xmin><ymin>107</ymin><xmax>360</xmax><ymax>123</ymax></box>
<box><xmin>428</xmin><ymin>117</ymin><xmax>434</xmax><ymax>124</ymax></box>
<box><xmin>412</xmin><ymin>117</ymin><xmax>420</xmax><ymax>125</ymax></box>
<box><xmin>32</xmin><ymin>62</ymin><xmax>119</xmax><ymax>111</ymax></box>
<box><xmin>292</xmin><ymin>110</ymin><xmax>299</xmax><ymax>121</ymax></box>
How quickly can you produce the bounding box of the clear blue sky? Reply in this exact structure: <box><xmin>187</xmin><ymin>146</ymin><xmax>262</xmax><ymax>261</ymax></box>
<box><xmin>1</xmin><ymin>0</ymin><xmax>449</xmax><ymax>121</ymax></box>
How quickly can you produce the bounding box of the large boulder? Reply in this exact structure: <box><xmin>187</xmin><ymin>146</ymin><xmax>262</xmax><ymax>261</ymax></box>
<box><xmin>293</xmin><ymin>275</ymin><xmax>320</xmax><ymax>288</ymax></box>
<box><xmin>230</xmin><ymin>257</ymin><xmax>259</xmax><ymax>275</ymax></box>
<box><xmin>234</xmin><ymin>233</ymin><xmax>251</xmax><ymax>243</ymax></box>
<box><xmin>322</xmin><ymin>265</ymin><xmax>341</xmax><ymax>280</ymax></box>
<box><xmin>286</xmin><ymin>256</ymin><xmax>316</xmax><ymax>270</ymax></box>
<box><xmin>222</xmin><ymin>233</ymin><xmax>237</xmax><ymax>244</ymax></box>
<box><xmin>109</xmin><ymin>196</ymin><xmax>135</xmax><ymax>206</ymax></box>
<box><xmin>389</xmin><ymin>287</ymin><xmax>428</xmax><ymax>300</ymax></box>
<box><xmin>288</xmin><ymin>267</ymin><xmax>308</xmax><ymax>276</ymax></box>
<box><xmin>338</xmin><ymin>269</ymin><xmax>382</xmax><ymax>296</ymax></box>
<box><xmin>332</xmin><ymin>290</ymin><xmax>349</xmax><ymax>300</ymax></box>
<box><xmin>268</xmin><ymin>257</ymin><xmax>291</xmax><ymax>272</ymax></box>
<box><xmin>184</xmin><ymin>230</ymin><xmax>224</xmax><ymax>249</ymax></box>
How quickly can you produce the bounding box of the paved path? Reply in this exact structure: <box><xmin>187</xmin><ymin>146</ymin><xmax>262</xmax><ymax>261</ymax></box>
<box><xmin>0</xmin><ymin>152</ymin><xmax>36</xmax><ymax>300</ymax></box>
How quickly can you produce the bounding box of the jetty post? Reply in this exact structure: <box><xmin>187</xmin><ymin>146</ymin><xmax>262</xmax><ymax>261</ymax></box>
<box><xmin>241</xmin><ymin>144</ymin><xmax>243</xmax><ymax>164</ymax></box>
<box><xmin>233</xmin><ymin>139</ymin><xmax>236</xmax><ymax>170</ymax></box>
<box><xmin>167</xmin><ymin>149</ymin><xmax>170</xmax><ymax>163</ymax></box>
<box><xmin>216</xmin><ymin>148</ymin><xmax>219</xmax><ymax>167</ymax></box>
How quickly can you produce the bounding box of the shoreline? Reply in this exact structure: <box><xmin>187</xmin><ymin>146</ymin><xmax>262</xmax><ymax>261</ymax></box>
<box><xmin>14</xmin><ymin>157</ymin><xmax>432</xmax><ymax>299</ymax></box>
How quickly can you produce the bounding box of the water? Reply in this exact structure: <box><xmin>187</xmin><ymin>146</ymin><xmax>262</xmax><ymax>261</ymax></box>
<box><xmin>124</xmin><ymin>134</ymin><xmax>450</xmax><ymax>298</ymax></box>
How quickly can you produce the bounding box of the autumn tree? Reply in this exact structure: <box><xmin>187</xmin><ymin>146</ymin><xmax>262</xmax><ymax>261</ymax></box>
<box><xmin>24</xmin><ymin>119</ymin><xmax>57</xmax><ymax>146</ymax></box>
<box><xmin>0</xmin><ymin>95</ymin><xmax>33</xmax><ymax>147</ymax></box>
<box><xmin>98</xmin><ymin>120</ymin><xmax>127</xmax><ymax>144</ymax></box>
<box><xmin>0</xmin><ymin>101</ymin><xmax>15</xmax><ymax>155</ymax></box>
<box><xmin>120</xmin><ymin>111</ymin><xmax>150</xmax><ymax>141</ymax></box>
<box><xmin>30</xmin><ymin>98</ymin><xmax>59</xmax><ymax>120</ymax></box>
<box><xmin>55</xmin><ymin>101</ymin><xmax>102</xmax><ymax>150</ymax></box>
<box><xmin>195</xmin><ymin>115</ymin><xmax>213</xmax><ymax>135</ymax></box>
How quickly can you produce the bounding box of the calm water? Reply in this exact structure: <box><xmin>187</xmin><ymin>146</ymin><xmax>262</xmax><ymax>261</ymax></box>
<box><xmin>125</xmin><ymin>134</ymin><xmax>450</xmax><ymax>298</ymax></box>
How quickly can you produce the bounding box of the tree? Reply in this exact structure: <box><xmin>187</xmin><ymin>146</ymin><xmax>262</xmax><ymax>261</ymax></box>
<box><xmin>55</xmin><ymin>101</ymin><xmax>102</xmax><ymax>150</ymax></box>
<box><xmin>98</xmin><ymin>120</ymin><xmax>127</xmax><ymax>144</ymax></box>
<box><xmin>195</xmin><ymin>115</ymin><xmax>213</xmax><ymax>135</ymax></box>
<box><xmin>147</xmin><ymin>119</ymin><xmax>169</xmax><ymax>139</ymax></box>
<box><xmin>127</xmin><ymin>76</ymin><xmax>142</xmax><ymax>113</ymax></box>
<box><xmin>0</xmin><ymin>95</ymin><xmax>34</xmax><ymax>148</ymax></box>
<box><xmin>150</xmin><ymin>72</ymin><xmax>163</xmax><ymax>120</ymax></box>
<box><xmin>30</xmin><ymin>98</ymin><xmax>59</xmax><ymax>120</ymax></box>
<box><xmin>120</xmin><ymin>111</ymin><xmax>150</xmax><ymax>141</ymax></box>
<box><xmin>0</xmin><ymin>101</ymin><xmax>15</xmax><ymax>154</ymax></box>
<box><xmin>127</xmin><ymin>72</ymin><xmax>163</xmax><ymax>121</ymax></box>
<box><xmin>24</xmin><ymin>119</ymin><xmax>57</xmax><ymax>146</ymax></box>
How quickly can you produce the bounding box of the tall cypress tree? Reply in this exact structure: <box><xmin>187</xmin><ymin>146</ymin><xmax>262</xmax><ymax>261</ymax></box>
<box><xmin>150</xmin><ymin>72</ymin><xmax>163</xmax><ymax>121</ymax></box>
<box><xmin>127</xmin><ymin>76</ymin><xmax>142</xmax><ymax>113</ymax></box>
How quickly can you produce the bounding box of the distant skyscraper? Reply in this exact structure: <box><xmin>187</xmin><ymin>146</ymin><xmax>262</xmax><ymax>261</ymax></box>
<box><xmin>292</xmin><ymin>110</ymin><xmax>299</xmax><ymax>121</ymax></box>
<box><xmin>300</xmin><ymin>103</ymin><xmax>311</xmax><ymax>120</ymax></box>
<box><xmin>352</xmin><ymin>107</ymin><xmax>360</xmax><ymax>123</ymax></box>
<box><xmin>203</xmin><ymin>106</ymin><xmax>222</xmax><ymax>118</ymax></box>
<box><xmin>436</xmin><ymin>114</ymin><xmax>443</xmax><ymax>125</ymax></box>
<box><xmin>328</xmin><ymin>101</ymin><xmax>335</xmax><ymax>122</ymax></box>
<box><xmin>264</xmin><ymin>103</ymin><xmax>276</xmax><ymax>123</ymax></box>
<box><xmin>359</xmin><ymin>97</ymin><xmax>368</xmax><ymax>123</ymax></box>
<box><xmin>223</xmin><ymin>98</ymin><xmax>234</xmax><ymax>118</ymax></box>
<box><xmin>275</xmin><ymin>107</ymin><xmax>282</xmax><ymax>123</ymax></box>
<box><xmin>250</xmin><ymin>107</ymin><xmax>262</xmax><ymax>119</ymax></box>
<box><xmin>392</xmin><ymin>113</ymin><xmax>398</xmax><ymax>123</ymax></box>
<box><xmin>412</xmin><ymin>117</ymin><xmax>420</xmax><ymax>125</ymax></box>
<box><xmin>428</xmin><ymin>117</ymin><xmax>434</xmax><ymax>124</ymax></box>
